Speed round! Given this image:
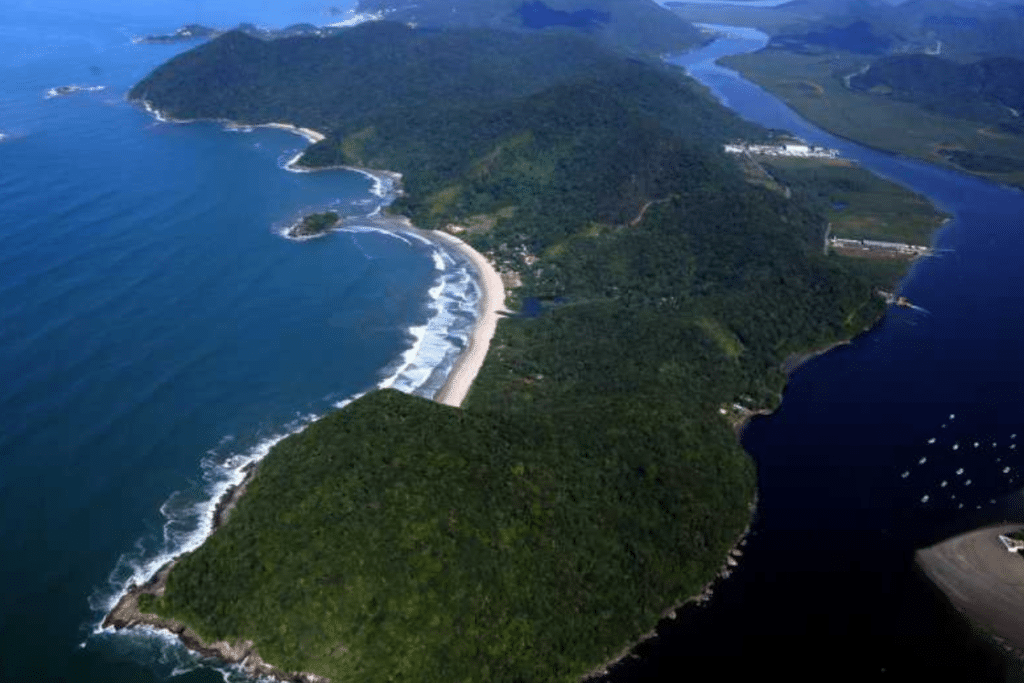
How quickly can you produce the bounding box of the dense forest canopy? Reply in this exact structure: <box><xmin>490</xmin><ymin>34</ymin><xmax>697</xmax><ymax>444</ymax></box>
<box><xmin>850</xmin><ymin>54</ymin><xmax>1024</xmax><ymax>128</ymax></box>
<box><xmin>131</xmin><ymin>21</ymin><xmax>898</xmax><ymax>682</ymax></box>
<box><xmin>354</xmin><ymin>0</ymin><xmax>705</xmax><ymax>53</ymax></box>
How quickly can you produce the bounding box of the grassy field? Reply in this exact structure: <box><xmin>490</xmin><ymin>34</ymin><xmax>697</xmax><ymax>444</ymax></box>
<box><xmin>748</xmin><ymin>156</ymin><xmax>950</xmax><ymax>245</ymax></box>
<box><xmin>720</xmin><ymin>48</ymin><xmax>1024</xmax><ymax>189</ymax></box>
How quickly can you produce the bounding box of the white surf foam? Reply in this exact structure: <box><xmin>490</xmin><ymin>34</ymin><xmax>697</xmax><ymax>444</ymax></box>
<box><xmin>431</xmin><ymin>250</ymin><xmax>447</xmax><ymax>271</ymax></box>
<box><xmin>92</xmin><ymin>624</ymin><xmax>272</xmax><ymax>683</ymax></box>
<box><xmin>328</xmin><ymin>10</ymin><xmax>389</xmax><ymax>27</ymax></box>
<box><xmin>374</xmin><ymin>251</ymin><xmax>479</xmax><ymax>399</ymax></box>
<box><xmin>90</xmin><ymin>412</ymin><xmax>321</xmax><ymax>623</ymax></box>
<box><xmin>402</xmin><ymin>230</ymin><xmax>438</xmax><ymax>247</ymax></box>
<box><xmin>352</xmin><ymin>168</ymin><xmax>388</xmax><ymax>198</ymax></box>
<box><xmin>346</xmin><ymin>226</ymin><xmax>414</xmax><ymax>246</ymax></box>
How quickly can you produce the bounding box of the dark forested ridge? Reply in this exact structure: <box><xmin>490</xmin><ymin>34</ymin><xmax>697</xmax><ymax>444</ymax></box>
<box><xmin>355</xmin><ymin>0</ymin><xmax>704</xmax><ymax>54</ymax></box>
<box><xmin>850</xmin><ymin>54</ymin><xmax>1024</xmax><ymax>130</ymax></box>
<box><xmin>132</xmin><ymin>22</ymin><xmax>899</xmax><ymax>682</ymax></box>
<box><xmin>129</xmin><ymin>23</ymin><xmax>627</xmax><ymax>132</ymax></box>
<box><xmin>130</xmin><ymin>22</ymin><xmax>761</xmax><ymax>239</ymax></box>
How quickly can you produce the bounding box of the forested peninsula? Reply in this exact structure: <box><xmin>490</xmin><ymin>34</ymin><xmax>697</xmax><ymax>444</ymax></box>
<box><xmin>117</xmin><ymin>19</ymin><xmax>902</xmax><ymax>682</ymax></box>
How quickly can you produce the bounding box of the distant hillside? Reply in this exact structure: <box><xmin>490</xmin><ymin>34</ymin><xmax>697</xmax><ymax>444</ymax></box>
<box><xmin>355</xmin><ymin>0</ymin><xmax>704</xmax><ymax>53</ymax></box>
<box><xmin>670</xmin><ymin>0</ymin><xmax>1024</xmax><ymax>56</ymax></box>
<box><xmin>130</xmin><ymin>23</ymin><xmax>623</xmax><ymax>132</ymax></box>
<box><xmin>896</xmin><ymin>0</ymin><xmax>1024</xmax><ymax>57</ymax></box>
<box><xmin>850</xmin><ymin>54</ymin><xmax>1024</xmax><ymax>126</ymax></box>
<box><xmin>771</xmin><ymin>19</ymin><xmax>896</xmax><ymax>54</ymax></box>
<box><xmin>130</xmin><ymin>21</ymin><xmax>759</xmax><ymax>237</ymax></box>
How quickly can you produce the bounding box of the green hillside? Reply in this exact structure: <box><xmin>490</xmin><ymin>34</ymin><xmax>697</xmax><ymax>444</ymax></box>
<box><xmin>130</xmin><ymin>22</ymin><xmax>899</xmax><ymax>681</ymax></box>
<box><xmin>355</xmin><ymin>0</ymin><xmax>705</xmax><ymax>53</ymax></box>
<box><xmin>850</xmin><ymin>54</ymin><xmax>1024</xmax><ymax>130</ymax></box>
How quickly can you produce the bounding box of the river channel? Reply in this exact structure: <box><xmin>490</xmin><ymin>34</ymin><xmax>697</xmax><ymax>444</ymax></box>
<box><xmin>601</xmin><ymin>25</ymin><xmax>1024</xmax><ymax>681</ymax></box>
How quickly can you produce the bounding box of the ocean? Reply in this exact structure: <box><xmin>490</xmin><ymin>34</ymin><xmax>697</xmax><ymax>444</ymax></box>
<box><xmin>0</xmin><ymin>2</ymin><xmax>481</xmax><ymax>681</ymax></box>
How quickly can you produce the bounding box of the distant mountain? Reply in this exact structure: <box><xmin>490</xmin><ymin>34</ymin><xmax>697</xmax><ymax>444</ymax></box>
<box><xmin>771</xmin><ymin>19</ymin><xmax>897</xmax><ymax>53</ymax></box>
<box><xmin>130</xmin><ymin>21</ymin><xmax>757</xmax><ymax>233</ymax></box>
<box><xmin>786</xmin><ymin>0</ymin><xmax>1024</xmax><ymax>56</ymax></box>
<box><xmin>354</xmin><ymin>0</ymin><xmax>704</xmax><ymax>52</ymax></box>
<box><xmin>671</xmin><ymin>0</ymin><xmax>1024</xmax><ymax>56</ymax></box>
<box><xmin>850</xmin><ymin>53</ymin><xmax>1024</xmax><ymax>125</ymax></box>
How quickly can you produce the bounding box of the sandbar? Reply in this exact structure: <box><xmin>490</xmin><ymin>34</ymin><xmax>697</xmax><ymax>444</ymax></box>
<box><xmin>917</xmin><ymin>523</ymin><xmax>1024</xmax><ymax>654</ymax></box>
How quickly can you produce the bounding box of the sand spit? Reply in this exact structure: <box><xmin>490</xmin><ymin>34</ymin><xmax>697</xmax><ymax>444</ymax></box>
<box><xmin>917</xmin><ymin>523</ymin><xmax>1024</xmax><ymax>656</ymax></box>
<box><xmin>431</xmin><ymin>231</ymin><xmax>510</xmax><ymax>408</ymax></box>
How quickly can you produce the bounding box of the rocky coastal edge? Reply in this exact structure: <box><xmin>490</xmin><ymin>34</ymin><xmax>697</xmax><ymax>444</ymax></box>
<box><xmin>582</xmin><ymin>493</ymin><xmax>758</xmax><ymax>681</ymax></box>
<box><xmin>101</xmin><ymin>464</ymin><xmax>328</xmax><ymax>683</ymax></box>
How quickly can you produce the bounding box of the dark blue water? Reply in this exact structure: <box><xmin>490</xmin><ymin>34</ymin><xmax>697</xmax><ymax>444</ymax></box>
<box><xmin>0</xmin><ymin>3</ymin><xmax>482</xmax><ymax>681</ymax></box>
<box><xmin>601</xmin><ymin>26</ymin><xmax>1024</xmax><ymax>681</ymax></box>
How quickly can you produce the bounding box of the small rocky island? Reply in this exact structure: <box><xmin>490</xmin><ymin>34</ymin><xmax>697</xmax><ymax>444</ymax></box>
<box><xmin>289</xmin><ymin>211</ymin><xmax>340</xmax><ymax>238</ymax></box>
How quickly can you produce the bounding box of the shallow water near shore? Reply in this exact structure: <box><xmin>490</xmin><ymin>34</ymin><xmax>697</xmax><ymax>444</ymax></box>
<box><xmin>0</xmin><ymin>2</ymin><xmax>484</xmax><ymax>681</ymax></box>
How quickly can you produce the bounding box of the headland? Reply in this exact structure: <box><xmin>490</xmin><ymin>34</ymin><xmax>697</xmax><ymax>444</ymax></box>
<box><xmin>106</xmin><ymin>20</ymin><xmax>912</xmax><ymax>682</ymax></box>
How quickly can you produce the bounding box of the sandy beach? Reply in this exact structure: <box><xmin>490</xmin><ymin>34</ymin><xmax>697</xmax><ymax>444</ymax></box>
<box><xmin>256</xmin><ymin>122</ymin><xmax>325</xmax><ymax>144</ymax></box>
<box><xmin>431</xmin><ymin>232</ymin><xmax>509</xmax><ymax>408</ymax></box>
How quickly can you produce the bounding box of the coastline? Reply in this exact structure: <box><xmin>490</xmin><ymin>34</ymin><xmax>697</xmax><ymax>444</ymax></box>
<box><xmin>583</xmin><ymin>494</ymin><xmax>757</xmax><ymax>681</ymax></box>
<box><xmin>101</xmin><ymin>465</ymin><xmax>328</xmax><ymax>682</ymax></box>
<box><xmin>136</xmin><ymin>93</ymin><xmax>508</xmax><ymax>412</ymax></box>
<box><xmin>106</xmin><ymin>104</ymin><xmax>513</xmax><ymax>679</ymax></box>
<box><xmin>431</xmin><ymin>231</ymin><xmax>510</xmax><ymax>408</ymax></box>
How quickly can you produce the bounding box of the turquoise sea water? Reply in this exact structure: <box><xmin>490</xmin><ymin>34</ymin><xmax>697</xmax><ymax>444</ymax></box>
<box><xmin>0</xmin><ymin>2</ymin><xmax>481</xmax><ymax>680</ymax></box>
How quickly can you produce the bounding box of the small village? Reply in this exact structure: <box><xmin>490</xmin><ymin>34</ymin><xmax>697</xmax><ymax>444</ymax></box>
<box><xmin>724</xmin><ymin>141</ymin><xmax>841</xmax><ymax>159</ymax></box>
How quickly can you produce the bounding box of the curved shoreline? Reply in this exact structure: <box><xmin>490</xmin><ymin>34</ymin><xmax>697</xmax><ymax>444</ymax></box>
<box><xmin>104</xmin><ymin>108</ymin><xmax>512</xmax><ymax>679</ymax></box>
<box><xmin>135</xmin><ymin>99</ymin><xmax>503</xmax><ymax>405</ymax></box>
<box><xmin>431</xmin><ymin>231</ymin><xmax>510</xmax><ymax>407</ymax></box>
